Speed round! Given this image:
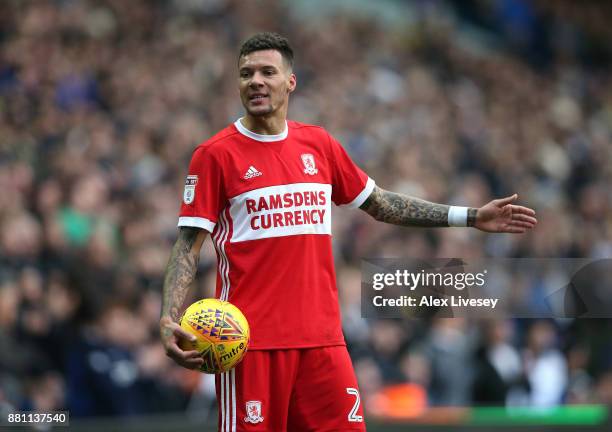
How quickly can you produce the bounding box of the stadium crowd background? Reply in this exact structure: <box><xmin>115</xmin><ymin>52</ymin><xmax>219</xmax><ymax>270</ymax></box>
<box><xmin>1</xmin><ymin>0</ymin><xmax>611</xmax><ymax>422</ymax></box>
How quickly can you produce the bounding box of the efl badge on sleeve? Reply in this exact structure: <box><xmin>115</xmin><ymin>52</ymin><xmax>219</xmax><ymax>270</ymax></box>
<box><xmin>244</xmin><ymin>400</ymin><xmax>264</xmax><ymax>424</ymax></box>
<box><xmin>183</xmin><ymin>175</ymin><xmax>198</xmax><ymax>204</ymax></box>
<box><xmin>301</xmin><ymin>153</ymin><xmax>318</xmax><ymax>175</ymax></box>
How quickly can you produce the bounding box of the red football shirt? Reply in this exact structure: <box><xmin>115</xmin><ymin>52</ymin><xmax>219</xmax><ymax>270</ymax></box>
<box><xmin>178</xmin><ymin>119</ymin><xmax>375</xmax><ymax>349</ymax></box>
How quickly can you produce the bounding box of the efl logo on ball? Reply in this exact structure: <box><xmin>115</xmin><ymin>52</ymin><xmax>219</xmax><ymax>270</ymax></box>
<box><xmin>179</xmin><ymin>298</ymin><xmax>250</xmax><ymax>374</ymax></box>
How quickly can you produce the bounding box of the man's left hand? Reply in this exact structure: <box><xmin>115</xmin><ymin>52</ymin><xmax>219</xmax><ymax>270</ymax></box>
<box><xmin>474</xmin><ymin>194</ymin><xmax>537</xmax><ymax>233</ymax></box>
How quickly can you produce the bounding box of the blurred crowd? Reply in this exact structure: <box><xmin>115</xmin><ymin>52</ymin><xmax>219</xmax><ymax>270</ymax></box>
<box><xmin>1</xmin><ymin>0</ymin><xmax>611</xmax><ymax>421</ymax></box>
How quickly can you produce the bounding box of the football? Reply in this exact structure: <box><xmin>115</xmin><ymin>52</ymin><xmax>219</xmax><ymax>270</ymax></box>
<box><xmin>179</xmin><ymin>298</ymin><xmax>250</xmax><ymax>374</ymax></box>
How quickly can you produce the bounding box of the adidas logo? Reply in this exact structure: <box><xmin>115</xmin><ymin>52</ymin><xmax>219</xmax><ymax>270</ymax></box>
<box><xmin>243</xmin><ymin>166</ymin><xmax>263</xmax><ymax>179</ymax></box>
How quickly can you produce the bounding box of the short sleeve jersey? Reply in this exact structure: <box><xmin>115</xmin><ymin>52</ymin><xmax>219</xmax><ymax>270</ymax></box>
<box><xmin>179</xmin><ymin>119</ymin><xmax>375</xmax><ymax>349</ymax></box>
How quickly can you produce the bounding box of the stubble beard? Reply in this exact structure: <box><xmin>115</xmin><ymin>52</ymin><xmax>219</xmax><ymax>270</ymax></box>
<box><xmin>246</xmin><ymin>104</ymin><xmax>274</xmax><ymax>117</ymax></box>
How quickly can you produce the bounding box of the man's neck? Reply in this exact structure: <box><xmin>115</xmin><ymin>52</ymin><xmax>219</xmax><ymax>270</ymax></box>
<box><xmin>241</xmin><ymin>114</ymin><xmax>287</xmax><ymax>135</ymax></box>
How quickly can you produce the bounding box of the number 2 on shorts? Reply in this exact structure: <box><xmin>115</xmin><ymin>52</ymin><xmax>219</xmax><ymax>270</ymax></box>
<box><xmin>346</xmin><ymin>388</ymin><xmax>363</xmax><ymax>422</ymax></box>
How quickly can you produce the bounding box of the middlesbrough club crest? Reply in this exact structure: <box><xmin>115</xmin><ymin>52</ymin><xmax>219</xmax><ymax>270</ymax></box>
<box><xmin>301</xmin><ymin>153</ymin><xmax>318</xmax><ymax>175</ymax></box>
<box><xmin>244</xmin><ymin>400</ymin><xmax>264</xmax><ymax>424</ymax></box>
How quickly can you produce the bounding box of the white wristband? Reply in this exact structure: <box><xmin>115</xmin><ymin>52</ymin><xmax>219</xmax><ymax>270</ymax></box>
<box><xmin>448</xmin><ymin>206</ymin><xmax>469</xmax><ymax>227</ymax></box>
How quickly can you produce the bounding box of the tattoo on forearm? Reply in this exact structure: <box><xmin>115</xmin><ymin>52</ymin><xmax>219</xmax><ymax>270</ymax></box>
<box><xmin>467</xmin><ymin>208</ymin><xmax>477</xmax><ymax>227</ymax></box>
<box><xmin>161</xmin><ymin>227</ymin><xmax>200</xmax><ymax>322</ymax></box>
<box><xmin>360</xmin><ymin>187</ymin><xmax>450</xmax><ymax>227</ymax></box>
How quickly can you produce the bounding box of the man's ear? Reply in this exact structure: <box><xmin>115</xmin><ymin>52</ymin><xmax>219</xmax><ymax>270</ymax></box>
<box><xmin>288</xmin><ymin>73</ymin><xmax>297</xmax><ymax>94</ymax></box>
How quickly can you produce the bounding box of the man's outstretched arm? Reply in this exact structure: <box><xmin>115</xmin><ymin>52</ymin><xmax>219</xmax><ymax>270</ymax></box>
<box><xmin>360</xmin><ymin>186</ymin><xmax>537</xmax><ymax>233</ymax></box>
<box><xmin>160</xmin><ymin>226</ymin><xmax>208</xmax><ymax>369</ymax></box>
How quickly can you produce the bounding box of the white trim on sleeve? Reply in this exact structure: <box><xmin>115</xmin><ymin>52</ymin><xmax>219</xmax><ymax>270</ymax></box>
<box><xmin>177</xmin><ymin>216</ymin><xmax>216</xmax><ymax>232</ymax></box>
<box><xmin>345</xmin><ymin>177</ymin><xmax>376</xmax><ymax>209</ymax></box>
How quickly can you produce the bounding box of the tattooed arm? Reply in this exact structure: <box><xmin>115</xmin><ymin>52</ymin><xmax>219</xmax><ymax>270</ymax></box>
<box><xmin>160</xmin><ymin>227</ymin><xmax>208</xmax><ymax>369</ymax></box>
<box><xmin>360</xmin><ymin>186</ymin><xmax>537</xmax><ymax>233</ymax></box>
<box><xmin>360</xmin><ymin>186</ymin><xmax>477</xmax><ymax>227</ymax></box>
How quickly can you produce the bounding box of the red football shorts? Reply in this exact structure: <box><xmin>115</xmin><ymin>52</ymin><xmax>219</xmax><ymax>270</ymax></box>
<box><xmin>215</xmin><ymin>346</ymin><xmax>366</xmax><ymax>432</ymax></box>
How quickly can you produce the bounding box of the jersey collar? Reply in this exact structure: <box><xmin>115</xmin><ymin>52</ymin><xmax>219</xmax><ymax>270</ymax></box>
<box><xmin>234</xmin><ymin>118</ymin><xmax>288</xmax><ymax>142</ymax></box>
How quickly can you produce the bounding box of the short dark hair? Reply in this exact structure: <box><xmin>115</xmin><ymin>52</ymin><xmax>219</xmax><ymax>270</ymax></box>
<box><xmin>238</xmin><ymin>32</ymin><xmax>294</xmax><ymax>68</ymax></box>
